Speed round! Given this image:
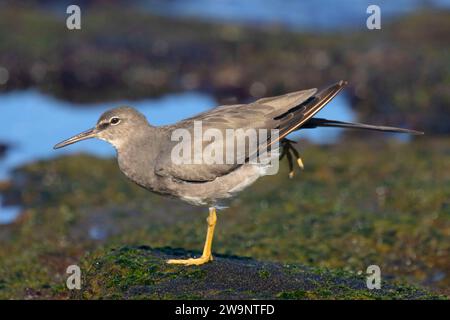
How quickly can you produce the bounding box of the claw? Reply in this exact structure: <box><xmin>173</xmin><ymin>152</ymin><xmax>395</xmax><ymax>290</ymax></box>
<box><xmin>286</xmin><ymin>149</ymin><xmax>294</xmax><ymax>179</ymax></box>
<box><xmin>282</xmin><ymin>139</ymin><xmax>303</xmax><ymax>177</ymax></box>
<box><xmin>288</xmin><ymin>143</ymin><xmax>304</xmax><ymax>170</ymax></box>
<box><xmin>297</xmin><ymin>157</ymin><xmax>304</xmax><ymax>170</ymax></box>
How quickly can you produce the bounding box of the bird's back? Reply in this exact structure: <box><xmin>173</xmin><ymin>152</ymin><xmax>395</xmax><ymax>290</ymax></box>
<box><xmin>153</xmin><ymin>82</ymin><xmax>346</xmax><ymax>185</ymax></box>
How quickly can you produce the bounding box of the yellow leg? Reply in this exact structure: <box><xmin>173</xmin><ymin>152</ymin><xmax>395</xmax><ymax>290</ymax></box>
<box><xmin>167</xmin><ymin>207</ymin><xmax>217</xmax><ymax>266</ymax></box>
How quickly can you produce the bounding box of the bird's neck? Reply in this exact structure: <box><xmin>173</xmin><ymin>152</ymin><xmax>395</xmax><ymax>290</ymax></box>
<box><xmin>116</xmin><ymin>126</ymin><xmax>162</xmax><ymax>189</ymax></box>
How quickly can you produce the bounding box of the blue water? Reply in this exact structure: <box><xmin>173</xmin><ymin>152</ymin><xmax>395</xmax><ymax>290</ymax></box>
<box><xmin>0</xmin><ymin>90</ymin><xmax>219</xmax><ymax>180</ymax></box>
<box><xmin>0</xmin><ymin>196</ymin><xmax>21</xmax><ymax>224</ymax></box>
<box><xmin>0</xmin><ymin>90</ymin><xmax>354</xmax><ymax>224</ymax></box>
<box><xmin>141</xmin><ymin>0</ymin><xmax>450</xmax><ymax>31</ymax></box>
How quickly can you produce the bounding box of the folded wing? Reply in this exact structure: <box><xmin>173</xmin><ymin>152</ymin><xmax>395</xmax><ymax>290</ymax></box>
<box><xmin>155</xmin><ymin>82</ymin><xmax>349</xmax><ymax>183</ymax></box>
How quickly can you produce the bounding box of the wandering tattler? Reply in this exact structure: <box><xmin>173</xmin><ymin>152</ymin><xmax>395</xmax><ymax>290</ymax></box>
<box><xmin>54</xmin><ymin>81</ymin><xmax>422</xmax><ymax>265</ymax></box>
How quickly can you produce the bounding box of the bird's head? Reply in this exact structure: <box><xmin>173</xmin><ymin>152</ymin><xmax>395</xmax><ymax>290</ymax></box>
<box><xmin>53</xmin><ymin>106</ymin><xmax>149</xmax><ymax>150</ymax></box>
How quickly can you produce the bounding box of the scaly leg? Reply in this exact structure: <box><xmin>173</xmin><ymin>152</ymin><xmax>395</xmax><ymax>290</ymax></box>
<box><xmin>167</xmin><ymin>207</ymin><xmax>217</xmax><ymax>266</ymax></box>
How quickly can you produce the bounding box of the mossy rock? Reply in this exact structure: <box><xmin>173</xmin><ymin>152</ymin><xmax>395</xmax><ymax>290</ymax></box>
<box><xmin>1</xmin><ymin>139</ymin><xmax>449</xmax><ymax>299</ymax></box>
<box><xmin>75</xmin><ymin>246</ymin><xmax>444</xmax><ymax>300</ymax></box>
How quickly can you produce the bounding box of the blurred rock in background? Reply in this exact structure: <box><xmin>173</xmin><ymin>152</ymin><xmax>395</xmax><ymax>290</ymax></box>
<box><xmin>0</xmin><ymin>1</ymin><xmax>449</xmax><ymax>134</ymax></box>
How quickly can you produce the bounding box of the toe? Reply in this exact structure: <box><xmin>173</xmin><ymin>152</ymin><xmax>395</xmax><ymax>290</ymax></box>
<box><xmin>166</xmin><ymin>255</ymin><xmax>212</xmax><ymax>266</ymax></box>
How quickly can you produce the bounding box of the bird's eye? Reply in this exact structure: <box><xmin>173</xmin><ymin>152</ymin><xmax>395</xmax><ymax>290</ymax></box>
<box><xmin>110</xmin><ymin>117</ymin><xmax>120</xmax><ymax>125</ymax></box>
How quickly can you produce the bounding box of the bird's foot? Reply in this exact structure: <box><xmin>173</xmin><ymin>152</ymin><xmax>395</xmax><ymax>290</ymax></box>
<box><xmin>167</xmin><ymin>254</ymin><xmax>213</xmax><ymax>266</ymax></box>
<box><xmin>281</xmin><ymin>139</ymin><xmax>304</xmax><ymax>178</ymax></box>
<box><xmin>167</xmin><ymin>208</ymin><xmax>217</xmax><ymax>266</ymax></box>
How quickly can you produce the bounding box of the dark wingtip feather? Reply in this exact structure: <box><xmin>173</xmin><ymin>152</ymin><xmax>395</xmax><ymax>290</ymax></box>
<box><xmin>304</xmin><ymin>118</ymin><xmax>424</xmax><ymax>135</ymax></box>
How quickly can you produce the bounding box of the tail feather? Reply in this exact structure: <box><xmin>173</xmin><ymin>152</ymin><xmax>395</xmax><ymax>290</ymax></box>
<box><xmin>303</xmin><ymin>118</ymin><xmax>424</xmax><ymax>135</ymax></box>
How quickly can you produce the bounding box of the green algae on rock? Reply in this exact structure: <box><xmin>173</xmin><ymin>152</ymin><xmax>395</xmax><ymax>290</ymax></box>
<box><xmin>0</xmin><ymin>139</ymin><xmax>449</xmax><ymax>299</ymax></box>
<box><xmin>75</xmin><ymin>246</ymin><xmax>444</xmax><ymax>300</ymax></box>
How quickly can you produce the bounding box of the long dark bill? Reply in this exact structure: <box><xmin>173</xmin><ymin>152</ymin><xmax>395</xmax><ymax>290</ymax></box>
<box><xmin>53</xmin><ymin>127</ymin><xmax>97</xmax><ymax>149</ymax></box>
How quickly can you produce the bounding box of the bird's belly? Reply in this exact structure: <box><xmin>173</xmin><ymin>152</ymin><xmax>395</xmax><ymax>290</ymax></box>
<box><xmin>169</xmin><ymin>164</ymin><xmax>266</xmax><ymax>207</ymax></box>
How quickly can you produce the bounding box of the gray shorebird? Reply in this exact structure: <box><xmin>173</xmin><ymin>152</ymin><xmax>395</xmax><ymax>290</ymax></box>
<box><xmin>54</xmin><ymin>81</ymin><xmax>422</xmax><ymax>265</ymax></box>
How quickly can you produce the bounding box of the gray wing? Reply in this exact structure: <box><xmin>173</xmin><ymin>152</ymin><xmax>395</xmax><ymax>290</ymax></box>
<box><xmin>154</xmin><ymin>83</ymin><xmax>345</xmax><ymax>183</ymax></box>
